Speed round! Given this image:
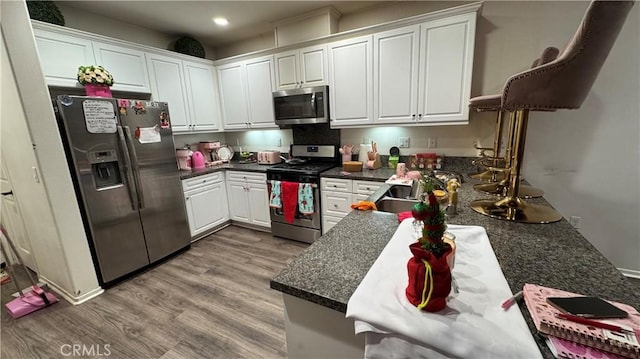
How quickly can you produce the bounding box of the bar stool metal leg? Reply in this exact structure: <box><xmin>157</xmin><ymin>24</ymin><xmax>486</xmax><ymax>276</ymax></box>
<box><xmin>470</xmin><ymin>111</ymin><xmax>506</xmax><ymax>181</ymax></box>
<box><xmin>474</xmin><ymin>111</ymin><xmax>545</xmax><ymax>199</ymax></box>
<box><xmin>470</xmin><ymin>110</ymin><xmax>562</xmax><ymax>223</ymax></box>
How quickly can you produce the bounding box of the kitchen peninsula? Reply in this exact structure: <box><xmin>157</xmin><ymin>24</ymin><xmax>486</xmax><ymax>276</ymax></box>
<box><xmin>271</xmin><ymin>158</ymin><xmax>640</xmax><ymax>358</ymax></box>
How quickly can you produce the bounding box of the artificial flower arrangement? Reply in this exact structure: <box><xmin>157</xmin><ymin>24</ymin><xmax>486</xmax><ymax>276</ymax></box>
<box><xmin>77</xmin><ymin>65</ymin><xmax>114</xmax><ymax>87</ymax></box>
<box><xmin>405</xmin><ymin>175</ymin><xmax>453</xmax><ymax>312</ymax></box>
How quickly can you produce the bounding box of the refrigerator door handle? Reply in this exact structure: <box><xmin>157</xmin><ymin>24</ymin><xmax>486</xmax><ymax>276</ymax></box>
<box><xmin>123</xmin><ymin>126</ymin><xmax>145</xmax><ymax>209</ymax></box>
<box><xmin>117</xmin><ymin>126</ymin><xmax>139</xmax><ymax>211</ymax></box>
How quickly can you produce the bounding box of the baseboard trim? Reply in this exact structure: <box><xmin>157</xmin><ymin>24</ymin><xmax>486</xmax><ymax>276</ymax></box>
<box><xmin>619</xmin><ymin>268</ymin><xmax>640</xmax><ymax>279</ymax></box>
<box><xmin>231</xmin><ymin>221</ymin><xmax>272</xmax><ymax>233</ymax></box>
<box><xmin>38</xmin><ymin>274</ymin><xmax>104</xmax><ymax>305</ymax></box>
<box><xmin>190</xmin><ymin>222</ymin><xmax>232</xmax><ymax>243</ymax></box>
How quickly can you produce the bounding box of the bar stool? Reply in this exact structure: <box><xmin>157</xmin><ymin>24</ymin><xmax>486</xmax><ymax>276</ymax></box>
<box><xmin>470</xmin><ymin>47</ymin><xmax>560</xmax><ymax>199</ymax></box>
<box><xmin>471</xmin><ymin>0</ymin><xmax>634</xmax><ymax>224</ymax></box>
<box><xmin>469</xmin><ymin>95</ymin><xmax>506</xmax><ymax>182</ymax></box>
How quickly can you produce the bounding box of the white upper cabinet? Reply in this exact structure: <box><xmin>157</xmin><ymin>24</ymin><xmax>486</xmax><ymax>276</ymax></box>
<box><xmin>275</xmin><ymin>44</ymin><xmax>327</xmax><ymax>90</ymax></box>
<box><xmin>33</xmin><ymin>29</ymin><xmax>95</xmax><ymax>88</ymax></box>
<box><xmin>217</xmin><ymin>62</ymin><xmax>249</xmax><ymax>130</ymax></box>
<box><xmin>184</xmin><ymin>61</ymin><xmax>219</xmax><ymax>132</ymax></box>
<box><xmin>147</xmin><ymin>53</ymin><xmax>220</xmax><ymax>133</ymax></box>
<box><xmin>146</xmin><ymin>53</ymin><xmax>190</xmax><ymax>131</ymax></box>
<box><xmin>418</xmin><ymin>13</ymin><xmax>476</xmax><ymax>124</ymax></box>
<box><xmin>373</xmin><ymin>25</ymin><xmax>420</xmax><ymax>125</ymax></box>
<box><xmin>245</xmin><ymin>56</ymin><xmax>276</xmax><ymax>128</ymax></box>
<box><xmin>31</xmin><ymin>21</ymin><xmax>219</xmax><ymax>133</ymax></box>
<box><xmin>92</xmin><ymin>41</ymin><xmax>150</xmax><ymax>93</ymax></box>
<box><xmin>328</xmin><ymin>35</ymin><xmax>373</xmax><ymax>127</ymax></box>
<box><xmin>371</xmin><ymin>14</ymin><xmax>476</xmax><ymax>126</ymax></box>
<box><xmin>217</xmin><ymin>55</ymin><xmax>276</xmax><ymax>130</ymax></box>
<box><xmin>32</xmin><ymin>24</ymin><xmax>151</xmax><ymax>93</ymax></box>
<box><xmin>274</xmin><ymin>50</ymin><xmax>298</xmax><ymax>90</ymax></box>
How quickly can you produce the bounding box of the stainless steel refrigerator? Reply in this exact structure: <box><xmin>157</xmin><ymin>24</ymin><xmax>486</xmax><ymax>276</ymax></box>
<box><xmin>55</xmin><ymin>95</ymin><xmax>189</xmax><ymax>284</ymax></box>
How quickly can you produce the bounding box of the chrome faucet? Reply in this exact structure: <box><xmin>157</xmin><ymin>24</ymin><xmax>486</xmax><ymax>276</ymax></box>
<box><xmin>409</xmin><ymin>170</ymin><xmax>447</xmax><ymax>200</ymax></box>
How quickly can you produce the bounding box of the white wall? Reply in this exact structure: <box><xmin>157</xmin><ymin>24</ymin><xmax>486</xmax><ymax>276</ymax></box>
<box><xmin>341</xmin><ymin>120</ymin><xmax>492</xmax><ymax>158</ymax></box>
<box><xmin>518</xmin><ymin>4</ymin><xmax>640</xmax><ymax>276</ymax></box>
<box><xmin>338</xmin><ymin>1</ymin><xmax>470</xmax><ymax>32</ymax></box>
<box><xmin>214</xmin><ymin>32</ymin><xmax>275</xmax><ymax>60</ymax></box>
<box><xmin>225</xmin><ymin>129</ymin><xmax>293</xmax><ymax>155</ymax></box>
<box><xmin>1</xmin><ymin>1</ymin><xmax>103</xmax><ymax>302</ymax></box>
<box><xmin>173</xmin><ymin>132</ymin><xmax>228</xmax><ymax>153</ymax></box>
<box><xmin>56</xmin><ymin>3</ymin><xmax>216</xmax><ymax>60</ymax></box>
<box><xmin>173</xmin><ymin>129</ymin><xmax>293</xmax><ymax>159</ymax></box>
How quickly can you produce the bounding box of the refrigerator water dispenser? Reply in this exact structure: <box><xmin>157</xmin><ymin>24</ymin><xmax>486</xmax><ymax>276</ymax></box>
<box><xmin>89</xmin><ymin>150</ymin><xmax>122</xmax><ymax>189</ymax></box>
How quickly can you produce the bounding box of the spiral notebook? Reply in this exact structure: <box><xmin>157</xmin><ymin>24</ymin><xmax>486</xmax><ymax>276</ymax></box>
<box><xmin>546</xmin><ymin>335</ymin><xmax>624</xmax><ymax>359</ymax></box>
<box><xmin>522</xmin><ymin>284</ymin><xmax>640</xmax><ymax>358</ymax></box>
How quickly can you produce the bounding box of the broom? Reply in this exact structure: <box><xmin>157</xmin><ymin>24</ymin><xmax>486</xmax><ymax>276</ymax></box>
<box><xmin>0</xmin><ymin>225</ymin><xmax>59</xmax><ymax>318</ymax></box>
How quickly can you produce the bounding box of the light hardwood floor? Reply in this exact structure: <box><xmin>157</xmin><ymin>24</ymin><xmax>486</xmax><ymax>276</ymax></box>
<box><xmin>1</xmin><ymin>226</ymin><xmax>308</xmax><ymax>359</ymax></box>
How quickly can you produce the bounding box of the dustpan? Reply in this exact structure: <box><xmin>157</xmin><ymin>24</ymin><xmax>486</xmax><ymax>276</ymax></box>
<box><xmin>1</xmin><ymin>225</ymin><xmax>59</xmax><ymax>318</ymax></box>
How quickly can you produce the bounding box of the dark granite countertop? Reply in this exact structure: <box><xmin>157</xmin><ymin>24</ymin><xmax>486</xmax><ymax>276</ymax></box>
<box><xmin>179</xmin><ymin>162</ymin><xmax>273</xmax><ymax>179</ymax></box>
<box><xmin>321</xmin><ymin>166</ymin><xmax>396</xmax><ymax>182</ymax></box>
<box><xmin>271</xmin><ymin>157</ymin><xmax>640</xmax><ymax>358</ymax></box>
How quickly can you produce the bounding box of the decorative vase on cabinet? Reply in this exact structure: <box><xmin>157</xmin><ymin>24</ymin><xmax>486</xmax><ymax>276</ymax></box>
<box><xmin>84</xmin><ymin>83</ymin><xmax>112</xmax><ymax>98</ymax></box>
<box><xmin>77</xmin><ymin>65</ymin><xmax>114</xmax><ymax>98</ymax></box>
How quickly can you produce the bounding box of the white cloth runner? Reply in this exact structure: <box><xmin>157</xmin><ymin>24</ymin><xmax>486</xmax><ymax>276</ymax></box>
<box><xmin>346</xmin><ymin>220</ymin><xmax>542</xmax><ymax>359</ymax></box>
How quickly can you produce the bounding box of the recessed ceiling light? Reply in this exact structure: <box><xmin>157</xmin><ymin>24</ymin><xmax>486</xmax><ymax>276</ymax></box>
<box><xmin>213</xmin><ymin>17</ymin><xmax>229</xmax><ymax>26</ymax></box>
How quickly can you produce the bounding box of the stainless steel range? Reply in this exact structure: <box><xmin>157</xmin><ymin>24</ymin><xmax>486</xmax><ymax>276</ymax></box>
<box><xmin>267</xmin><ymin>145</ymin><xmax>338</xmax><ymax>243</ymax></box>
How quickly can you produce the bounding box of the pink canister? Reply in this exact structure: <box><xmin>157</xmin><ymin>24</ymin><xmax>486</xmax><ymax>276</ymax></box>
<box><xmin>191</xmin><ymin>151</ymin><xmax>206</xmax><ymax>169</ymax></box>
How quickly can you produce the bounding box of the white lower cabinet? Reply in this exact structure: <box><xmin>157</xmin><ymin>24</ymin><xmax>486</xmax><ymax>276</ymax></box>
<box><xmin>182</xmin><ymin>172</ymin><xmax>229</xmax><ymax>238</ymax></box>
<box><xmin>226</xmin><ymin>171</ymin><xmax>270</xmax><ymax>228</ymax></box>
<box><xmin>321</xmin><ymin>178</ymin><xmax>382</xmax><ymax>234</ymax></box>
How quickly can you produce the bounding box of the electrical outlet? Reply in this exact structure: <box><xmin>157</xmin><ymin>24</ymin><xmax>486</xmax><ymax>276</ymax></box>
<box><xmin>428</xmin><ymin>137</ymin><xmax>437</xmax><ymax>148</ymax></box>
<box><xmin>570</xmin><ymin>216</ymin><xmax>581</xmax><ymax>228</ymax></box>
<box><xmin>398</xmin><ymin>137</ymin><xmax>410</xmax><ymax>148</ymax></box>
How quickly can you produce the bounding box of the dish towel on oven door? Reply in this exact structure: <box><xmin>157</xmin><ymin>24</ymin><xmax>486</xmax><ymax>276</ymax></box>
<box><xmin>269</xmin><ymin>180</ymin><xmax>282</xmax><ymax>208</ymax></box>
<box><xmin>281</xmin><ymin>181</ymin><xmax>299</xmax><ymax>223</ymax></box>
<box><xmin>298</xmin><ymin>183</ymin><xmax>314</xmax><ymax>215</ymax></box>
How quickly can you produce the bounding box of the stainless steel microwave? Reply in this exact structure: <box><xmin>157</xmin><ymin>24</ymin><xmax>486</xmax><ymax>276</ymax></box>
<box><xmin>273</xmin><ymin>85</ymin><xmax>329</xmax><ymax>126</ymax></box>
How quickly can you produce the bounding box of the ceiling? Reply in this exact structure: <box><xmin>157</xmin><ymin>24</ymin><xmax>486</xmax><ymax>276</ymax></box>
<box><xmin>61</xmin><ymin>1</ymin><xmax>390</xmax><ymax>48</ymax></box>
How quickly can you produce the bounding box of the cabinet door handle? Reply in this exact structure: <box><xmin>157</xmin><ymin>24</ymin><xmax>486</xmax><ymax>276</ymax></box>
<box><xmin>1</xmin><ymin>191</ymin><xmax>13</xmax><ymax>196</ymax></box>
<box><xmin>412</xmin><ymin>114</ymin><xmax>416</xmax><ymax>120</ymax></box>
<box><xmin>418</xmin><ymin>114</ymin><xmax>423</xmax><ymax>120</ymax></box>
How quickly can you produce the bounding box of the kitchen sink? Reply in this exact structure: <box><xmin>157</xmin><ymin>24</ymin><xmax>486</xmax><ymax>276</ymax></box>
<box><xmin>384</xmin><ymin>185</ymin><xmax>413</xmax><ymax>199</ymax></box>
<box><xmin>375</xmin><ymin>197</ymin><xmax>419</xmax><ymax>214</ymax></box>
